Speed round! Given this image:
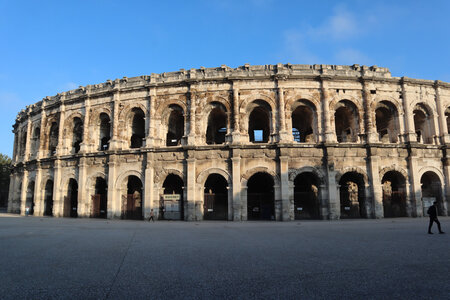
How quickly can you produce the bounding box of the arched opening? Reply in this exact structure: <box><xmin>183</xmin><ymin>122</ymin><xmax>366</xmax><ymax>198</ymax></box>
<box><xmin>248</xmin><ymin>100</ymin><xmax>271</xmax><ymax>143</ymax></box>
<box><xmin>294</xmin><ymin>172</ymin><xmax>320</xmax><ymax>219</ymax></box>
<box><xmin>48</xmin><ymin>122</ymin><xmax>58</xmax><ymax>155</ymax></box>
<box><xmin>44</xmin><ymin>180</ymin><xmax>54</xmax><ymax>216</ymax></box>
<box><xmin>99</xmin><ymin>113</ymin><xmax>111</xmax><ymax>151</ymax></box>
<box><xmin>130</xmin><ymin>108</ymin><xmax>145</xmax><ymax>148</ymax></box>
<box><xmin>445</xmin><ymin>107</ymin><xmax>450</xmax><ymax>135</ymax></box>
<box><xmin>166</xmin><ymin>105</ymin><xmax>184</xmax><ymax>146</ymax></box>
<box><xmin>161</xmin><ymin>174</ymin><xmax>184</xmax><ymax>220</ymax></box>
<box><xmin>92</xmin><ymin>177</ymin><xmax>108</xmax><ymax>218</ymax></box>
<box><xmin>335</xmin><ymin>100</ymin><xmax>359</xmax><ymax>143</ymax></box>
<box><xmin>64</xmin><ymin>179</ymin><xmax>78</xmax><ymax>218</ymax></box>
<box><xmin>19</xmin><ymin>129</ymin><xmax>27</xmax><ymax>156</ymax></box>
<box><xmin>339</xmin><ymin>172</ymin><xmax>365</xmax><ymax>218</ymax></box>
<box><xmin>123</xmin><ymin>175</ymin><xmax>143</xmax><ymax>220</ymax></box>
<box><xmin>413</xmin><ymin>103</ymin><xmax>434</xmax><ymax>144</ymax></box>
<box><xmin>72</xmin><ymin>117</ymin><xmax>83</xmax><ymax>153</ymax></box>
<box><xmin>204</xmin><ymin>174</ymin><xmax>228</xmax><ymax>220</ymax></box>
<box><xmin>247</xmin><ymin>172</ymin><xmax>275</xmax><ymax>220</ymax></box>
<box><xmin>206</xmin><ymin>104</ymin><xmax>227</xmax><ymax>145</ymax></box>
<box><xmin>421</xmin><ymin>171</ymin><xmax>444</xmax><ymax>216</ymax></box>
<box><xmin>32</xmin><ymin>126</ymin><xmax>40</xmax><ymax>154</ymax></box>
<box><xmin>382</xmin><ymin>171</ymin><xmax>407</xmax><ymax>217</ymax></box>
<box><xmin>375</xmin><ymin>101</ymin><xmax>400</xmax><ymax>143</ymax></box>
<box><xmin>292</xmin><ymin>102</ymin><xmax>315</xmax><ymax>143</ymax></box>
<box><xmin>26</xmin><ymin>181</ymin><xmax>35</xmax><ymax>216</ymax></box>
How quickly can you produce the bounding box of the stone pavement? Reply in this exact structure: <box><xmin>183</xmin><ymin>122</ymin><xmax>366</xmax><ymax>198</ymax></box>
<box><xmin>0</xmin><ymin>215</ymin><xmax>449</xmax><ymax>299</ymax></box>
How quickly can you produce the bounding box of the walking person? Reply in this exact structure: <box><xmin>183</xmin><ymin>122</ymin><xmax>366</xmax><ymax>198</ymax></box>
<box><xmin>427</xmin><ymin>201</ymin><xmax>444</xmax><ymax>234</ymax></box>
<box><xmin>148</xmin><ymin>209</ymin><xmax>155</xmax><ymax>222</ymax></box>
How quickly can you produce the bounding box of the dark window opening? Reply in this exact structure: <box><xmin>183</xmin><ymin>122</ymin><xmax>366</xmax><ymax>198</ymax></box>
<box><xmin>99</xmin><ymin>113</ymin><xmax>110</xmax><ymax>151</ymax></box>
<box><xmin>294</xmin><ymin>173</ymin><xmax>320</xmax><ymax>219</ymax></box>
<box><xmin>382</xmin><ymin>171</ymin><xmax>407</xmax><ymax>218</ymax></box>
<box><xmin>206</xmin><ymin>105</ymin><xmax>227</xmax><ymax>145</ymax></box>
<box><xmin>44</xmin><ymin>180</ymin><xmax>54</xmax><ymax>216</ymax></box>
<box><xmin>247</xmin><ymin>172</ymin><xmax>274</xmax><ymax>220</ymax></box>
<box><xmin>162</xmin><ymin>174</ymin><xmax>184</xmax><ymax>220</ymax></box>
<box><xmin>64</xmin><ymin>179</ymin><xmax>78</xmax><ymax>218</ymax></box>
<box><xmin>123</xmin><ymin>176</ymin><xmax>143</xmax><ymax>220</ymax></box>
<box><xmin>249</xmin><ymin>102</ymin><xmax>270</xmax><ymax>143</ymax></box>
<box><xmin>93</xmin><ymin>177</ymin><xmax>107</xmax><ymax>218</ymax></box>
<box><xmin>49</xmin><ymin>122</ymin><xmax>58</xmax><ymax>155</ymax></box>
<box><xmin>72</xmin><ymin>118</ymin><xmax>83</xmax><ymax>153</ymax></box>
<box><xmin>166</xmin><ymin>106</ymin><xmax>184</xmax><ymax>146</ymax></box>
<box><xmin>335</xmin><ymin>102</ymin><xmax>358</xmax><ymax>143</ymax></box>
<box><xmin>292</xmin><ymin>105</ymin><xmax>314</xmax><ymax>143</ymax></box>
<box><xmin>130</xmin><ymin>108</ymin><xmax>145</xmax><ymax>148</ymax></box>
<box><xmin>204</xmin><ymin>174</ymin><xmax>228</xmax><ymax>220</ymax></box>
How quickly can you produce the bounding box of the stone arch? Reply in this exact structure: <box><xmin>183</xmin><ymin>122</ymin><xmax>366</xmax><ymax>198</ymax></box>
<box><xmin>154</xmin><ymin>168</ymin><xmax>184</xmax><ymax>186</ymax></box>
<box><xmin>413</xmin><ymin>102</ymin><xmax>436</xmax><ymax>144</ymax></box>
<box><xmin>196</xmin><ymin>95</ymin><xmax>231</xmax><ymax>115</ymax></box>
<box><xmin>90</xmin><ymin>107</ymin><xmax>112</xmax><ymax>126</ymax></box>
<box><xmin>284</xmin><ymin>92</ymin><xmax>321</xmax><ymax>112</ymax></box>
<box><xmin>409</xmin><ymin>100</ymin><xmax>437</xmax><ymax>116</ymax></box>
<box><xmin>240</xmin><ymin>94</ymin><xmax>277</xmax><ymax>113</ymax></box>
<box><xmin>201</xmin><ymin>101</ymin><xmax>229</xmax><ymax>144</ymax></box>
<box><xmin>371</xmin><ymin>96</ymin><xmax>402</xmax><ymax>112</ymax></box>
<box><xmin>197</xmin><ymin>167</ymin><xmax>231</xmax><ymax>186</ymax></box>
<box><xmin>60</xmin><ymin>169</ymin><xmax>77</xmax><ymax>190</ymax></box>
<box><xmin>373</xmin><ymin>100</ymin><xmax>401</xmax><ymax>143</ymax></box>
<box><xmin>241</xmin><ymin>167</ymin><xmax>280</xmax><ymax>187</ymax></box>
<box><xmin>86</xmin><ymin>171</ymin><xmax>107</xmax><ymax>189</ymax></box>
<box><xmin>333</xmin><ymin>99</ymin><xmax>361</xmax><ymax>143</ymax></box>
<box><xmin>64</xmin><ymin>111</ymin><xmax>84</xmax><ymax>128</ymax></box>
<box><xmin>335</xmin><ymin>167</ymin><xmax>369</xmax><ymax>185</ymax></box>
<box><xmin>118</xmin><ymin>102</ymin><xmax>148</xmax><ymax>122</ymax></box>
<box><xmin>114</xmin><ymin>169</ymin><xmax>144</xmax><ymax>190</ymax></box>
<box><xmin>244</xmin><ymin>99</ymin><xmax>273</xmax><ymax>142</ymax></box>
<box><xmin>418</xmin><ymin>166</ymin><xmax>445</xmax><ymax>185</ymax></box>
<box><xmin>289</xmin><ymin>166</ymin><xmax>326</xmax><ymax>185</ymax></box>
<box><xmin>290</xmin><ymin>99</ymin><xmax>319</xmax><ymax>143</ymax></box>
<box><xmin>155</xmin><ymin>99</ymin><xmax>187</xmax><ymax>117</ymax></box>
<box><xmin>379</xmin><ymin>165</ymin><xmax>409</xmax><ymax>183</ymax></box>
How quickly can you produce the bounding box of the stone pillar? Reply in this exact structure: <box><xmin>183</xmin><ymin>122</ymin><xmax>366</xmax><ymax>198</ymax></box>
<box><xmin>320</xmin><ymin>77</ymin><xmax>335</xmax><ymax>143</ymax></box>
<box><xmin>407</xmin><ymin>153</ymin><xmax>422</xmax><ymax>217</ymax></box>
<box><xmin>38</xmin><ymin>108</ymin><xmax>46</xmax><ymax>159</ymax></box>
<box><xmin>107</xmin><ymin>155</ymin><xmax>119</xmax><ymax>218</ymax></box>
<box><xmin>367</xmin><ymin>150</ymin><xmax>383</xmax><ymax>218</ymax></box>
<box><xmin>56</xmin><ymin>102</ymin><xmax>66</xmax><ymax>156</ymax></box>
<box><xmin>231</xmin><ymin>87</ymin><xmax>241</xmax><ymax>143</ymax></box>
<box><xmin>80</xmin><ymin>96</ymin><xmax>90</xmax><ymax>153</ymax></box>
<box><xmin>231</xmin><ymin>155</ymin><xmax>242</xmax><ymax>221</ymax></box>
<box><xmin>279</xmin><ymin>156</ymin><xmax>291</xmax><ymax>220</ymax></box>
<box><xmin>109</xmin><ymin>89</ymin><xmax>121</xmax><ymax>150</ymax></box>
<box><xmin>187</xmin><ymin>91</ymin><xmax>196</xmax><ymax>145</ymax></box>
<box><xmin>34</xmin><ymin>163</ymin><xmax>43</xmax><ymax>216</ymax></box>
<box><xmin>401</xmin><ymin>79</ymin><xmax>417</xmax><ymax>143</ymax></box>
<box><xmin>144</xmin><ymin>154</ymin><xmax>154</xmax><ymax>219</ymax></box>
<box><xmin>442</xmin><ymin>152</ymin><xmax>450</xmax><ymax>216</ymax></box>
<box><xmin>77</xmin><ymin>156</ymin><xmax>88</xmax><ymax>217</ymax></box>
<box><xmin>7</xmin><ymin>172</ymin><xmax>18</xmax><ymax>213</ymax></box>
<box><xmin>362</xmin><ymin>80</ymin><xmax>377</xmax><ymax>143</ymax></box>
<box><xmin>24</xmin><ymin>116</ymin><xmax>32</xmax><ymax>160</ymax></box>
<box><xmin>278</xmin><ymin>88</ymin><xmax>290</xmax><ymax>142</ymax></box>
<box><xmin>19</xmin><ymin>169</ymin><xmax>29</xmax><ymax>215</ymax></box>
<box><xmin>435</xmin><ymin>81</ymin><xmax>450</xmax><ymax>144</ymax></box>
<box><xmin>186</xmin><ymin>156</ymin><xmax>196</xmax><ymax>221</ymax></box>
<box><xmin>325</xmin><ymin>147</ymin><xmax>339</xmax><ymax>219</ymax></box>
<box><xmin>52</xmin><ymin>159</ymin><xmax>63</xmax><ymax>217</ymax></box>
<box><xmin>146</xmin><ymin>89</ymin><xmax>156</xmax><ymax>147</ymax></box>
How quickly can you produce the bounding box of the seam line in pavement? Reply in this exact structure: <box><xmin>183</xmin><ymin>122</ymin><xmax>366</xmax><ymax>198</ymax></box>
<box><xmin>105</xmin><ymin>229</ymin><xmax>136</xmax><ymax>300</ymax></box>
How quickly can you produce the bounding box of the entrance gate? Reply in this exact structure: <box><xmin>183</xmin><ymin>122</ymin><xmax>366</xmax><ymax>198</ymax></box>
<box><xmin>382</xmin><ymin>191</ymin><xmax>406</xmax><ymax>217</ymax></box>
<box><xmin>204</xmin><ymin>192</ymin><xmax>227</xmax><ymax>220</ymax></box>
<box><xmin>294</xmin><ymin>191</ymin><xmax>319</xmax><ymax>219</ymax></box>
<box><xmin>247</xmin><ymin>193</ymin><xmax>274</xmax><ymax>220</ymax></box>
<box><xmin>123</xmin><ymin>194</ymin><xmax>142</xmax><ymax>220</ymax></box>
<box><xmin>92</xmin><ymin>194</ymin><xmax>107</xmax><ymax>218</ymax></box>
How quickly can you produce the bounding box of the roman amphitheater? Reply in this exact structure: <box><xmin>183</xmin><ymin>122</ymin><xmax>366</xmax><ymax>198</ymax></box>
<box><xmin>8</xmin><ymin>64</ymin><xmax>450</xmax><ymax>221</ymax></box>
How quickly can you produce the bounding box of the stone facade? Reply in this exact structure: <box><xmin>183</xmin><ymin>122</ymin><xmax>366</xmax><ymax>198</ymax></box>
<box><xmin>8</xmin><ymin>64</ymin><xmax>450</xmax><ymax>221</ymax></box>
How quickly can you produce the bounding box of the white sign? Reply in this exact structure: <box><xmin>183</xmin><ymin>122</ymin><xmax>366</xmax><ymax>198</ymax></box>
<box><xmin>344</xmin><ymin>207</ymin><xmax>350</xmax><ymax>211</ymax></box>
<box><xmin>297</xmin><ymin>207</ymin><xmax>303</xmax><ymax>211</ymax></box>
<box><xmin>163</xmin><ymin>194</ymin><xmax>181</xmax><ymax>201</ymax></box>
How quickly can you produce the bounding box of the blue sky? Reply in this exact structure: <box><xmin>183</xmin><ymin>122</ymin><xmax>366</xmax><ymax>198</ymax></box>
<box><xmin>1</xmin><ymin>0</ymin><xmax>449</xmax><ymax>156</ymax></box>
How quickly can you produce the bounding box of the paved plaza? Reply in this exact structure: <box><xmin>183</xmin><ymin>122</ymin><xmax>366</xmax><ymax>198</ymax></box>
<box><xmin>0</xmin><ymin>215</ymin><xmax>449</xmax><ymax>299</ymax></box>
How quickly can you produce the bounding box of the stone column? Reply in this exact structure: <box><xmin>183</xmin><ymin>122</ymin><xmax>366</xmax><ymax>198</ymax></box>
<box><xmin>146</xmin><ymin>89</ymin><xmax>156</xmax><ymax>147</ymax></box>
<box><xmin>7</xmin><ymin>172</ymin><xmax>17</xmax><ymax>213</ymax></box>
<box><xmin>434</xmin><ymin>81</ymin><xmax>450</xmax><ymax>144</ymax></box>
<box><xmin>52</xmin><ymin>159</ymin><xmax>63</xmax><ymax>217</ymax></box>
<box><xmin>19</xmin><ymin>169</ymin><xmax>29</xmax><ymax>215</ymax></box>
<box><xmin>186</xmin><ymin>156</ymin><xmax>196</xmax><ymax>221</ymax></box>
<box><xmin>407</xmin><ymin>152</ymin><xmax>422</xmax><ymax>217</ymax></box>
<box><xmin>279</xmin><ymin>156</ymin><xmax>291</xmax><ymax>220</ymax></box>
<box><xmin>231</xmin><ymin>155</ymin><xmax>242</xmax><ymax>221</ymax></box>
<box><xmin>320</xmin><ymin>77</ymin><xmax>335</xmax><ymax>142</ymax></box>
<box><xmin>278</xmin><ymin>87</ymin><xmax>290</xmax><ymax>142</ymax></box>
<box><xmin>24</xmin><ymin>116</ymin><xmax>32</xmax><ymax>160</ymax></box>
<box><xmin>34</xmin><ymin>163</ymin><xmax>43</xmax><ymax>216</ymax></box>
<box><xmin>187</xmin><ymin>90</ymin><xmax>196</xmax><ymax>145</ymax></box>
<box><xmin>325</xmin><ymin>147</ymin><xmax>339</xmax><ymax>219</ymax></box>
<box><xmin>362</xmin><ymin>80</ymin><xmax>377</xmax><ymax>143</ymax></box>
<box><xmin>38</xmin><ymin>107</ymin><xmax>46</xmax><ymax>159</ymax></box>
<box><xmin>107</xmin><ymin>155</ymin><xmax>119</xmax><ymax>218</ymax></box>
<box><xmin>144</xmin><ymin>153</ymin><xmax>154</xmax><ymax>219</ymax></box>
<box><xmin>80</xmin><ymin>95</ymin><xmax>90</xmax><ymax>153</ymax></box>
<box><xmin>367</xmin><ymin>150</ymin><xmax>383</xmax><ymax>218</ymax></box>
<box><xmin>56</xmin><ymin>102</ymin><xmax>66</xmax><ymax>156</ymax></box>
<box><xmin>109</xmin><ymin>88</ymin><xmax>121</xmax><ymax>150</ymax></box>
<box><xmin>401</xmin><ymin>79</ymin><xmax>417</xmax><ymax>143</ymax></box>
<box><xmin>442</xmin><ymin>152</ymin><xmax>450</xmax><ymax>216</ymax></box>
<box><xmin>231</xmin><ymin>86</ymin><xmax>241</xmax><ymax>143</ymax></box>
<box><xmin>77</xmin><ymin>156</ymin><xmax>88</xmax><ymax>217</ymax></box>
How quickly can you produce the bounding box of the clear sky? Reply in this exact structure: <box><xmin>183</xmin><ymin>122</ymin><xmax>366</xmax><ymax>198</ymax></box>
<box><xmin>1</xmin><ymin>0</ymin><xmax>449</xmax><ymax>157</ymax></box>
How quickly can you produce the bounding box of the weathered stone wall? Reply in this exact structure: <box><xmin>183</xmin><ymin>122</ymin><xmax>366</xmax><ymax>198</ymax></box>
<box><xmin>8</xmin><ymin>64</ymin><xmax>450</xmax><ymax>220</ymax></box>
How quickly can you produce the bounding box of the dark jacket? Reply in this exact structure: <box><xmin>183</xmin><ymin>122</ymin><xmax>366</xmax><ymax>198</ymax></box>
<box><xmin>427</xmin><ymin>205</ymin><xmax>438</xmax><ymax>218</ymax></box>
